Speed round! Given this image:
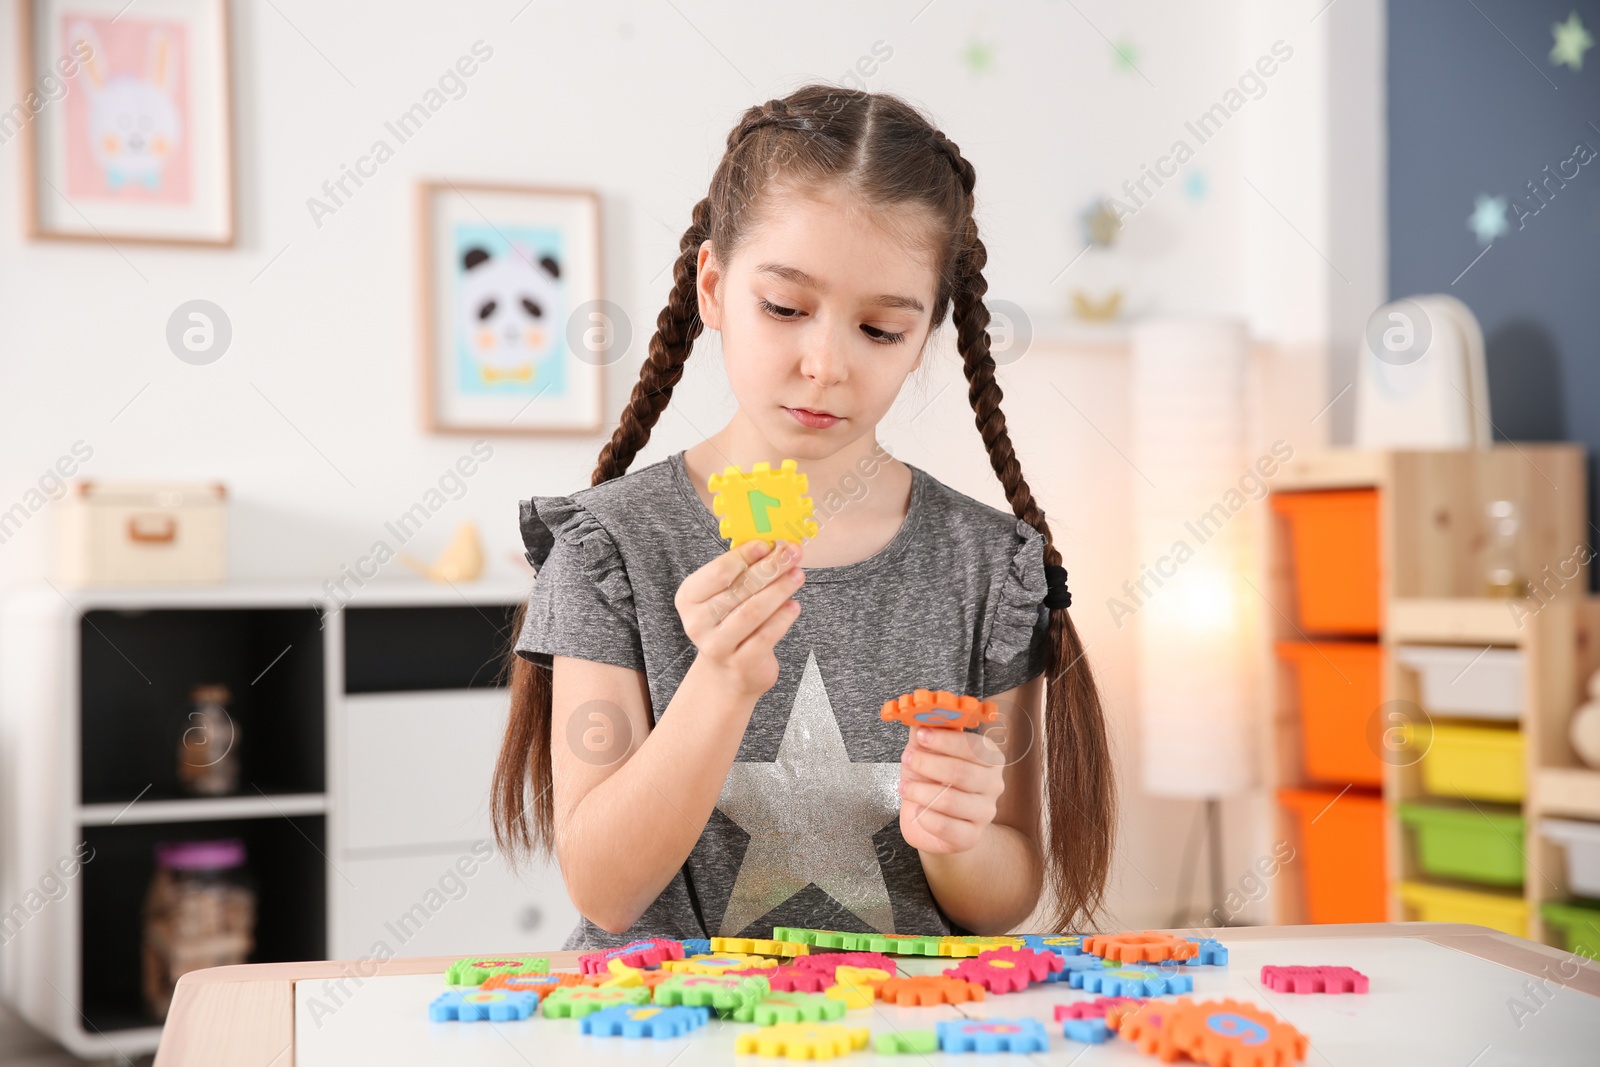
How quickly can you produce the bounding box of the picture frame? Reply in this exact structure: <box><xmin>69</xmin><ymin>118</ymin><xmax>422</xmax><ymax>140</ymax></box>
<box><xmin>417</xmin><ymin>180</ymin><xmax>607</xmax><ymax>435</ymax></box>
<box><xmin>15</xmin><ymin>0</ymin><xmax>235</xmax><ymax>246</ymax></box>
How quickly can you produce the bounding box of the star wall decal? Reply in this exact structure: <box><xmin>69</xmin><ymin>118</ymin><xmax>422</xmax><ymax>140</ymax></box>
<box><xmin>1550</xmin><ymin>11</ymin><xmax>1593</xmax><ymax>71</ymax></box>
<box><xmin>713</xmin><ymin>650</ymin><xmax>902</xmax><ymax>937</ymax></box>
<box><xmin>964</xmin><ymin>38</ymin><xmax>995</xmax><ymax>75</ymax></box>
<box><xmin>1467</xmin><ymin>194</ymin><xmax>1509</xmax><ymax>246</ymax></box>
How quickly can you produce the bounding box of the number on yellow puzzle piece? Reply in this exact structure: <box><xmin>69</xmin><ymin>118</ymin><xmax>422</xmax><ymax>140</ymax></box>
<box><xmin>708</xmin><ymin>460</ymin><xmax>819</xmax><ymax>548</ymax></box>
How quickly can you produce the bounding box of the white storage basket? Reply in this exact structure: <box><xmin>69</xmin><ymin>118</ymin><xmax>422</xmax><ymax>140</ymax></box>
<box><xmin>58</xmin><ymin>481</ymin><xmax>227</xmax><ymax>585</ymax></box>
<box><xmin>1541</xmin><ymin>818</ymin><xmax>1600</xmax><ymax>898</ymax></box>
<box><xmin>1393</xmin><ymin>644</ymin><xmax>1523</xmax><ymax>720</ymax></box>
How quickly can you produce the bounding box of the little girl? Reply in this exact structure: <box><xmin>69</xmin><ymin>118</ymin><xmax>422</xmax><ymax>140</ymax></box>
<box><xmin>493</xmin><ymin>85</ymin><xmax>1114</xmax><ymax>950</ymax></box>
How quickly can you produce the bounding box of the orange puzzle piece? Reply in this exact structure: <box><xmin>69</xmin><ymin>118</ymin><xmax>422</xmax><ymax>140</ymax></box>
<box><xmin>1166</xmin><ymin>998</ymin><xmax>1309</xmax><ymax>1067</ymax></box>
<box><xmin>1081</xmin><ymin>930</ymin><xmax>1200</xmax><ymax>964</ymax></box>
<box><xmin>1108</xmin><ymin>999</ymin><xmax>1186</xmax><ymax>1060</ymax></box>
<box><xmin>880</xmin><ymin>689</ymin><xmax>999</xmax><ymax>730</ymax></box>
<box><xmin>874</xmin><ymin>974</ymin><xmax>986</xmax><ymax>1007</ymax></box>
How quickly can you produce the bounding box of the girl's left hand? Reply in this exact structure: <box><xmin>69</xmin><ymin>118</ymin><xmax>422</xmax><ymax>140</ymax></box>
<box><xmin>897</xmin><ymin>726</ymin><xmax>1006</xmax><ymax>854</ymax></box>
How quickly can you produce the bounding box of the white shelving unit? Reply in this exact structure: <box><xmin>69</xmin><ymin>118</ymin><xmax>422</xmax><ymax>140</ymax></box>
<box><xmin>0</xmin><ymin>578</ymin><xmax>577</xmax><ymax>1059</ymax></box>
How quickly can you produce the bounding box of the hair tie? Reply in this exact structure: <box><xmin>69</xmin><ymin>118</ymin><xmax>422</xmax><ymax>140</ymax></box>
<box><xmin>1043</xmin><ymin>564</ymin><xmax>1072</xmax><ymax>610</ymax></box>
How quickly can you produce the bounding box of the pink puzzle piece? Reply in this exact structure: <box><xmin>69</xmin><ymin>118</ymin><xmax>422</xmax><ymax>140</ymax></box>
<box><xmin>943</xmin><ymin>947</ymin><xmax>1063</xmax><ymax>994</ymax></box>
<box><xmin>793</xmin><ymin>952</ymin><xmax>896</xmax><ymax>977</ymax></box>
<box><xmin>729</xmin><ymin>965</ymin><xmax>833</xmax><ymax>993</ymax></box>
<box><xmin>1259</xmin><ymin>965</ymin><xmax>1369</xmax><ymax>993</ymax></box>
<box><xmin>1055</xmin><ymin>996</ymin><xmax>1146</xmax><ymax>1021</ymax></box>
<box><xmin>578</xmin><ymin>938</ymin><xmax>686</xmax><ymax>975</ymax></box>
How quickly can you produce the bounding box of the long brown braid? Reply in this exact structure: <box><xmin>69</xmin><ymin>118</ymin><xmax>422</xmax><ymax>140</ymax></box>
<box><xmin>493</xmin><ymin>85</ymin><xmax>1115</xmax><ymax>931</ymax></box>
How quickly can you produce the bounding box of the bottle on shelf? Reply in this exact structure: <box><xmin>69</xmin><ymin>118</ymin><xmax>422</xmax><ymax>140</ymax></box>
<box><xmin>1483</xmin><ymin>500</ymin><xmax>1530</xmax><ymax>598</ymax></box>
<box><xmin>177</xmin><ymin>684</ymin><xmax>239</xmax><ymax>796</ymax></box>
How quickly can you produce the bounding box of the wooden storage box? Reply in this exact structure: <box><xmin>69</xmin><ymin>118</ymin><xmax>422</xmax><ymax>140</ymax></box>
<box><xmin>58</xmin><ymin>482</ymin><xmax>227</xmax><ymax>585</ymax></box>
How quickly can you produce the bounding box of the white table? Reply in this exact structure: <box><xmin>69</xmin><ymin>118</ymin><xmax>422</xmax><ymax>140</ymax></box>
<box><xmin>153</xmin><ymin>923</ymin><xmax>1600</xmax><ymax>1066</ymax></box>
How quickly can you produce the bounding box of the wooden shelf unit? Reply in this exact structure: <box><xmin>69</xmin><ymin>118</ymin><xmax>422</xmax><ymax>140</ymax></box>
<box><xmin>1264</xmin><ymin>445</ymin><xmax>1592</xmax><ymax>934</ymax></box>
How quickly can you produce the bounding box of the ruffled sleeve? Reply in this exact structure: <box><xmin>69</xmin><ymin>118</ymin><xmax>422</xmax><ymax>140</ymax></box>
<box><xmin>981</xmin><ymin>519</ymin><xmax>1051</xmax><ymax>696</ymax></box>
<box><xmin>513</xmin><ymin>495</ymin><xmax>645</xmax><ymax>673</ymax></box>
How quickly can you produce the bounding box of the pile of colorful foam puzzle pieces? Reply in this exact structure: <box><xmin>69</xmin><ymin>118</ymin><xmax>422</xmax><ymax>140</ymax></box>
<box><xmin>426</xmin><ymin>928</ymin><xmax>1370</xmax><ymax>1062</ymax></box>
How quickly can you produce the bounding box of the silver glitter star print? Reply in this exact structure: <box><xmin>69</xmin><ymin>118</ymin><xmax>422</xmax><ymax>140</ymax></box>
<box><xmin>713</xmin><ymin>650</ymin><xmax>903</xmax><ymax>937</ymax></box>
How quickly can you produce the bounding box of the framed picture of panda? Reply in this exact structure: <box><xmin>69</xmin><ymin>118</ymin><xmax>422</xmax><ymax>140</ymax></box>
<box><xmin>17</xmin><ymin>0</ymin><xmax>236</xmax><ymax>246</ymax></box>
<box><xmin>418</xmin><ymin>180</ymin><xmax>608</xmax><ymax>434</ymax></box>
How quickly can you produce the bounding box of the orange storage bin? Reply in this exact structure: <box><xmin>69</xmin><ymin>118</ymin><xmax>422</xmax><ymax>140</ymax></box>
<box><xmin>1277</xmin><ymin>641</ymin><xmax>1385</xmax><ymax>787</ymax></box>
<box><xmin>1271</xmin><ymin>489</ymin><xmax>1382</xmax><ymax>634</ymax></box>
<box><xmin>1278</xmin><ymin>787</ymin><xmax>1387</xmax><ymax>923</ymax></box>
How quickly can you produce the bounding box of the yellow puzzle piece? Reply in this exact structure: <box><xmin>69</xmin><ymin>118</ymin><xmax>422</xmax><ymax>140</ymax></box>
<box><xmin>707</xmin><ymin>460</ymin><xmax>819</xmax><ymax>548</ymax></box>
<box><xmin>710</xmin><ymin>936</ymin><xmax>810</xmax><ymax>958</ymax></box>
<box><xmin>599</xmin><ymin>958</ymin><xmax>644</xmax><ymax>987</ymax></box>
<box><xmin>660</xmin><ymin>952</ymin><xmax>777</xmax><ymax>975</ymax></box>
<box><xmin>734</xmin><ymin>1022</ymin><xmax>871</xmax><ymax>1058</ymax></box>
<box><xmin>937</xmin><ymin>934</ymin><xmax>1023</xmax><ymax>957</ymax></box>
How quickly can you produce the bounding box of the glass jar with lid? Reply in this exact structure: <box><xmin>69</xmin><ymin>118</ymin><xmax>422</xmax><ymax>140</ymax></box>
<box><xmin>141</xmin><ymin>839</ymin><xmax>256</xmax><ymax>1020</ymax></box>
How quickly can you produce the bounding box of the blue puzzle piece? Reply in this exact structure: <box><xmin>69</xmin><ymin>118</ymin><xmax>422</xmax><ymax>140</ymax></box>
<box><xmin>1044</xmin><ymin>954</ymin><xmax>1109</xmax><ymax>983</ymax></box>
<box><xmin>580</xmin><ymin>1004</ymin><xmax>710</xmax><ymax>1038</ymax></box>
<box><xmin>429</xmin><ymin>990</ymin><xmax>538</xmax><ymax>1022</ymax></box>
<box><xmin>680</xmin><ymin>938</ymin><xmax>711</xmax><ymax>957</ymax></box>
<box><xmin>1041</xmin><ymin>952</ymin><xmax>1107</xmax><ymax>983</ymax></box>
<box><xmin>937</xmin><ymin>1018</ymin><xmax>1050</xmax><ymax>1054</ymax></box>
<box><xmin>1018</xmin><ymin>934</ymin><xmax>1087</xmax><ymax>956</ymax></box>
<box><xmin>1070</xmin><ymin>967</ymin><xmax>1193</xmax><ymax>997</ymax></box>
<box><xmin>1062</xmin><ymin>1018</ymin><xmax>1113</xmax><ymax>1044</ymax></box>
<box><xmin>1183</xmin><ymin>937</ymin><xmax>1228</xmax><ymax>965</ymax></box>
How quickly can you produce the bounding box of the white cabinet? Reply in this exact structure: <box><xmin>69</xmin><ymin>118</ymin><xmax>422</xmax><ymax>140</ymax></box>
<box><xmin>333</xmin><ymin>850</ymin><xmax>575</xmax><ymax>960</ymax></box>
<box><xmin>332</xmin><ymin>688</ymin><xmax>577</xmax><ymax>957</ymax></box>
<box><xmin>341</xmin><ymin>690</ymin><xmax>511</xmax><ymax>852</ymax></box>
<box><xmin>0</xmin><ymin>579</ymin><xmax>566</xmax><ymax>1060</ymax></box>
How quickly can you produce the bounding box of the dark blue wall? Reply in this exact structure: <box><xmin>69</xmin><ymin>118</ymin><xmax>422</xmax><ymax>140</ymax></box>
<box><xmin>1388</xmin><ymin>0</ymin><xmax>1599</xmax><ymax>566</ymax></box>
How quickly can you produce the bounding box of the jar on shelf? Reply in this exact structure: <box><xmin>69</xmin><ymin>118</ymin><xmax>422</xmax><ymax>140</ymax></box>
<box><xmin>1484</xmin><ymin>500</ymin><xmax>1530</xmax><ymax>598</ymax></box>
<box><xmin>177</xmin><ymin>683</ymin><xmax>239</xmax><ymax>796</ymax></box>
<box><xmin>141</xmin><ymin>839</ymin><xmax>256</xmax><ymax>1021</ymax></box>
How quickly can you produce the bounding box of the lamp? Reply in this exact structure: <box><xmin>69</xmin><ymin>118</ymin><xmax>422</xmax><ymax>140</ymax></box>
<box><xmin>1128</xmin><ymin>317</ymin><xmax>1260</xmax><ymax>925</ymax></box>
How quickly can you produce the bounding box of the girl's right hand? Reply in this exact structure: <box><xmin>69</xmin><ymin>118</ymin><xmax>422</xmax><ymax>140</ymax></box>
<box><xmin>675</xmin><ymin>538</ymin><xmax>804</xmax><ymax>699</ymax></box>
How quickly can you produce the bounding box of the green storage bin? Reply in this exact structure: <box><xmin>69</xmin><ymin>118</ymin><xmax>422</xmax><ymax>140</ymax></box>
<box><xmin>1541</xmin><ymin>900</ymin><xmax>1600</xmax><ymax>959</ymax></box>
<box><xmin>1398</xmin><ymin>803</ymin><xmax>1525</xmax><ymax>887</ymax></box>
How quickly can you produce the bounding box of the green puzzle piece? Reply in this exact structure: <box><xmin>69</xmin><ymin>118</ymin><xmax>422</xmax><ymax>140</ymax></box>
<box><xmin>770</xmin><ymin>927</ymin><xmax>942</xmax><ymax>955</ymax></box>
<box><xmin>876</xmin><ymin>1030</ymin><xmax>940</xmax><ymax>1055</ymax></box>
<box><xmin>770</xmin><ymin>926</ymin><xmax>825</xmax><ymax>946</ymax></box>
<box><xmin>540</xmin><ymin>986</ymin><xmax>649</xmax><ymax>1018</ymax></box>
<box><xmin>853</xmin><ymin>934</ymin><xmax>943</xmax><ymax>956</ymax></box>
<box><xmin>730</xmin><ymin>990</ymin><xmax>847</xmax><ymax>1025</ymax></box>
<box><xmin>653</xmin><ymin>974</ymin><xmax>770</xmax><ymax>1012</ymax></box>
<box><xmin>445</xmin><ymin>955</ymin><xmax>548</xmax><ymax>986</ymax></box>
<box><xmin>772</xmin><ymin>927</ymin><xmax>865</xmax><ymax>950</ymax></box>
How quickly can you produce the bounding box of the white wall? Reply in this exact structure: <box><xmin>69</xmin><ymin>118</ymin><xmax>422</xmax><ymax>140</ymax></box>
<box><xmin>0</xmin><ymin>0</ymin><xmax>1375</xmax><ymax>930</ymax></box>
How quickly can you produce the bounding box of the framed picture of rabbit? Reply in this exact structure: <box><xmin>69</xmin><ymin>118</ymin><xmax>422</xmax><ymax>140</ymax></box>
<box><xmin>16</xmin><ymin>0</ymin><xmax>235</xmax><ymax>246</ymax></box>
<box><xmin>417</xmin><ymin>181</ymin><xmax>608</xmax><ymax>434</ymax></box>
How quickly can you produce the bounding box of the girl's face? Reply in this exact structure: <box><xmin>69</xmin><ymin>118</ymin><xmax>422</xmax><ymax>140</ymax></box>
<box><xmin>697</xmin><ymin>183</ymin><xmax>940</xmax><ymax>459</ymax></box>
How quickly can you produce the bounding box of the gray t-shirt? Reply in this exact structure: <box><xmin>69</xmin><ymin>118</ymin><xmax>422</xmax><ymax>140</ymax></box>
<box><xmin>515</xmin><ymin>449</ymin><xmax>1050</xmax><ymax>950</ymax></box>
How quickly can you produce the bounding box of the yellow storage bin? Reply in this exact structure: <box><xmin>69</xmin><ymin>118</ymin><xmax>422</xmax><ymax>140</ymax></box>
<box><xmin>1398</xmin><ymin>881</ymin><xmax>1528</xmax><ymax>937</ymax></box>
<box><xmin>1421</xmin><ymin>723</ymin><xmax>1525</xmax><ymax>802</ymax></box>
